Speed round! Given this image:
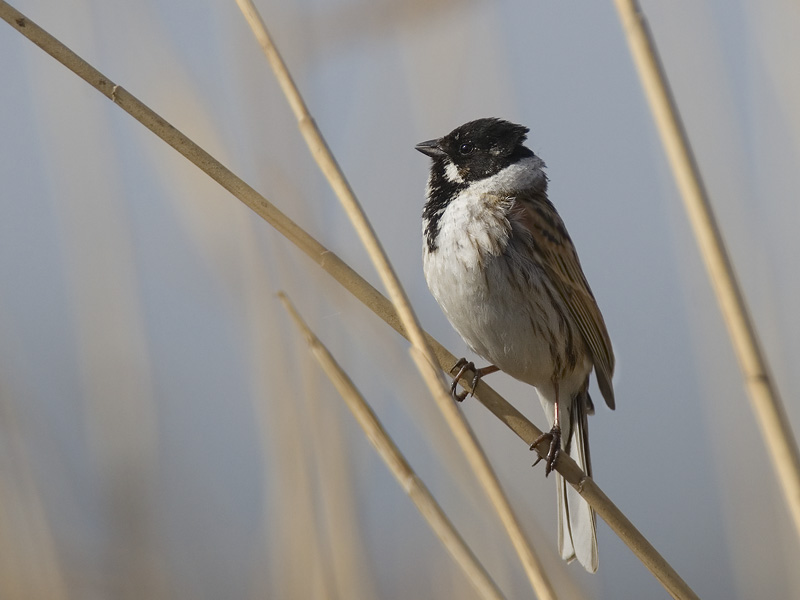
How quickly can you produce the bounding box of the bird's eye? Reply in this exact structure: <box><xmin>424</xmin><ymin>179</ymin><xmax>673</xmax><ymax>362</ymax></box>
<box><xmin>459</xmin><ymin>143</ymin><xmax>475</xmax><ymax>156</ymax></box>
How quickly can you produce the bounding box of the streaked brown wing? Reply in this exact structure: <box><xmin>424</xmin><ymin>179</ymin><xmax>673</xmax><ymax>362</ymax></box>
<box><xmin>513</xmin><ymin>192</ymin><xmax>616</xmax><ymax>409</ymax></box>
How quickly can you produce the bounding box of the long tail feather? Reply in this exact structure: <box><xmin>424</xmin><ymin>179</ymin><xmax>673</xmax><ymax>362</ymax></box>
<box><xmin>557</xmin><ymin>391</ymin><xmax>598</xmax><ymax>572</ymax></box>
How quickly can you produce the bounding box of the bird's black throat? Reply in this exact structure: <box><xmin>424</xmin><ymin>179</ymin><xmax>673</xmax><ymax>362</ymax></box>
<box><xmin>422</xmin><ymin>158</ymin><xmax>467</xmax><ymax>253</ymax></box>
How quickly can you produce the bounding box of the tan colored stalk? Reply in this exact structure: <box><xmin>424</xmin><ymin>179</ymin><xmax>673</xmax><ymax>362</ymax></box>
<box><xmin>279</xmin><ymin>293</ymin><xmax>508</xmax><ymax>600</ymax></box>
<box><xmin>0</xmin><ymin>3</ymin><xmax>700</xmax><ymax>598</ymax></box>
<box><xmin>613</xmin><ymin>0</ymin><xmax>800</xmax><ymax>541</ymax></box>
<box><xmin>233</xmin><ymin>1</ymin><xmax>556</xmax><ymax>597</ymax></box>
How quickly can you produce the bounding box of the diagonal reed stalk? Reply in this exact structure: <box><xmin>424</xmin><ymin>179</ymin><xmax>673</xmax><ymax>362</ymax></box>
<box><xmin>279</xmin><ymin>292</ymin><xmax>508</xmax><ymax>600</ymax></box>
<box><xmin>613</xmin><ymin>0</ymin><xmax>800</xmax><ymax>542</ymax></box>
<box><xmin>232</xmin><ymin>1</ymin><xmax>556</xmax><ymax>598</ymax></box>
<box><xmin>0</xmin><ymin>3</ymin><xmax>700</xmax><ymax>598</ymax></box>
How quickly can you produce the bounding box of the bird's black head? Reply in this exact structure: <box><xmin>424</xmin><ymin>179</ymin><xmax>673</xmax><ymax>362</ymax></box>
<box><xmin>415</xmin><ymin>118</ymin><xmax>534</xmax><ymax>183</ymax></box>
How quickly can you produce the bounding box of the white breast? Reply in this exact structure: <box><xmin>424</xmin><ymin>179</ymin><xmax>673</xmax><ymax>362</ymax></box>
<box><xmin>422</xmin><ymin>160</ymin><xmax>589</xmax><ymax>390</ymax></box>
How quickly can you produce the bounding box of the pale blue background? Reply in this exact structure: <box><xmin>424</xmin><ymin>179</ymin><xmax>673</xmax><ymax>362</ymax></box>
<box><xmin>1</xmin><ymin>1</ymin><xmax>799</xmax><ymax>598</ymax></box>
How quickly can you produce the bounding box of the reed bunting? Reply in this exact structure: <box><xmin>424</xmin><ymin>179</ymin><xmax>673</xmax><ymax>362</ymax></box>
<box><xmin>416</xmin><ymin>118</ymin><xmax>615</xmax><ymax>572</ymax></box>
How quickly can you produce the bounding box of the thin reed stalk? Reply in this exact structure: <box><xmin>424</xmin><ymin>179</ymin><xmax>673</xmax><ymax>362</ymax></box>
<box><xmin>0</xmin><ymin>4</ymin><xmax>700</xmax><ymax>598</ymax></box>
<box><xmin>233</xmin><ymin>2</ymin><xmax>556</xmax><ymax>597</ymax></box>
<box><xmin>613</xmin><ymin>0</ymin><xmax>800</xmax><ymax>541</ymax></box>
<box><xmin>280</xmin><ymin>292</ymin><xmax>508</xmax><ymax>600</ymax></box>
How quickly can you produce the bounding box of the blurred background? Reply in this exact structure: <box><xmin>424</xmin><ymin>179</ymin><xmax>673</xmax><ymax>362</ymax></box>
<box><xmin>2</xmin><ymin>0</ymin><xmax>800</xmax><ymax>598</ymax></box>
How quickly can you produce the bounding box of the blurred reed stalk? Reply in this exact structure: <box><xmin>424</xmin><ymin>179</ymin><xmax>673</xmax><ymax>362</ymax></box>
<box><xmin>232</xmin><ymin>1</ymin><xmax>556</xmax><ymax>598</ymax></box>
<box><xmin>0</xmin><ymin>398</ymin><xmax>67</xmax><ymax>600</ymax></box>
<box><xmin>613</xmin><ymin>0</ymin><xmax>800</xmax><ymax>541</ymax></box>
<box><xmin>0</xmin><ymin>3</ymin><xmax>699</xmax><ymax>598</ymax></box>
<box><xmin>248</xmin><ymin>293</ymin><xmax>339</xmax><ymax>599</ymax></box>
<box><xmin>279</xmin><ymin>292</ymin><xmax>508</xmax><ymax>600</ymax></box>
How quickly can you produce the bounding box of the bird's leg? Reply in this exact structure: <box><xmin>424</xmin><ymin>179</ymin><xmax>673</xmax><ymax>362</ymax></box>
<box><xmin>448</xmin><ymin>359</ymin><xmax>499</xmax><ymax>402</ymax></box>
<box><xmin>531</xmin><ymin>381</ymin><xmax>562</xmax><ymax>476</ymax></box>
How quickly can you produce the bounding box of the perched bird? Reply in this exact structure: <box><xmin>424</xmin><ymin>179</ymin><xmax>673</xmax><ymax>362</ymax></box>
<box><xmin>416</xmin><ymin>118</ymin><xmax>615</xmax><ymax>572</ymax></box>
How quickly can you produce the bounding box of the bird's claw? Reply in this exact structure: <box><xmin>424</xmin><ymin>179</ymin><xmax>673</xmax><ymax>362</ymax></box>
<box><xmin>450</xmin><ymin>358</ymin><xmax>483</xmax><ymax>402</ymax></box>
<box><xmin>449</xmin><ymin>358</ymin><xmax>475</xmax><ymax>402</ymax></box>
<box><xmin>448</xmin><ymin>359</ymin><xmax>500</xmax><ymax>402</ymax></box>
<box><xmin>531</xmin><ymin>425</ymin><xmax>562</xmax><ymax>476</ymax></box>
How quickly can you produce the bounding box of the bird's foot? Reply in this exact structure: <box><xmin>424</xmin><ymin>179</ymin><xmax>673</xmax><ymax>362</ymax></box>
<box><xmin>448</xmin><ymin>359</ymin><xmax>499</xmax><ymax>402</ymax></box>
<box><xmin>449</xmin><ymin>358</ymin><xmax>476</xmax><ymax>402</ymax></box>
<box><xmin>531</xmin><ymin>425</ymin><xmax>562</xmax><ymax>477</ymax></box>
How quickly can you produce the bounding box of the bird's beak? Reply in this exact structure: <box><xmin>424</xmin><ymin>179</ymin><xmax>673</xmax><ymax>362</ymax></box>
<box><xmin>415</xmin><ymin>138</ymin><xmax>446</xmax><ymax>158</ymax></box>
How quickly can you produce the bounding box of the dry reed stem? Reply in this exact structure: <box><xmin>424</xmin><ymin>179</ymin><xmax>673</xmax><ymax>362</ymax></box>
<box><xmin>0</xmin><ymin>4</ymin><xmax>700</xmax><ymax>598</ymax></box>
<box><xmin>233</xmin><ymin>1</ymin><xmax>556</xmax><ymax>597</ymax></box>
<box><xmin>279</xmin><ymin>292</ymin><xmax>508</xmax><ymax>600</ymax></box>
<box><xmin>614</xmin><ymin>0</ymin><xmax>800</xmax><ymax>541</ymax></box>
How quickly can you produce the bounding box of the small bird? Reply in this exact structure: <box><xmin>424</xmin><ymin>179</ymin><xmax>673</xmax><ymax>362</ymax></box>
<box><xmin>416</xmin><ymin>118</ymin><xmax>615</xmax><ymax>572</ymax></box>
